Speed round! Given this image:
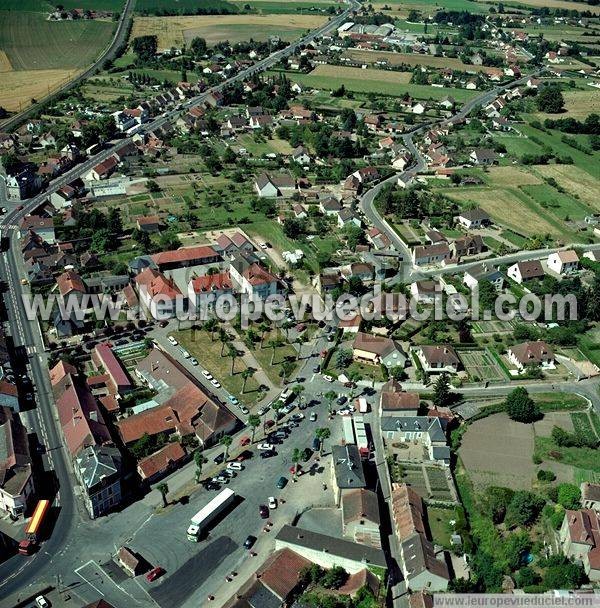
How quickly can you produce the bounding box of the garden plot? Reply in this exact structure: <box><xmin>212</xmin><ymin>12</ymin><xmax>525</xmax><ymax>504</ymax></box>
<box><xmin>458</xmin><ymin>348</ymin><xmax>508</xmax><ymax>382</ymax></box>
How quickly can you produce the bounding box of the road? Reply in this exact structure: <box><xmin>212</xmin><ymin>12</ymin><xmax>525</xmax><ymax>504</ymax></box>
<box><xmin>0</xmin><ymin>1</ymin><xmax>360</xmax><ymax>601</ymax></box>
<box><xmin>0</xmin><ymin>0</ymin><xmax>136</xmax><ymax>133</ymax></box>
<box><xmin>359</xmin><ymin>70</ymin><xmax>545</xmax><ymax>282</ymax></box>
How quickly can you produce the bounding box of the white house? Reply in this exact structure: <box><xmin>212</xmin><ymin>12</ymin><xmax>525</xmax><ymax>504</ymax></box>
<box><xmin>187</xmin><ymin>271</ymin><xmax>234</xmax><ymax>312</ymax></box>
<box><xmin>548</xmin><ymin>250</ymin><xmax>579</xmax><ymax>275</ymax></box>
<box><xmin>135</xmin><ymin>268</ymin><xmax>182</xmax><ymax>319</ymax></box>
<box><xmin>507</xmin><ymin>260</ymin><xmax>544</xmax><ymax>284</ymax></box>
<box><xmin>463</xmin><ymin>263</ymin><xmax>504</xmax><ymax>292</ymax></box>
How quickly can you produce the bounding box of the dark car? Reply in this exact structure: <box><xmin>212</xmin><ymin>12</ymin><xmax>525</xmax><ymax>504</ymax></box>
<box><xmin>312</xmin><ymin>437</ymin><xmax>321</xmax><ymax>451</ymax></box>
<box><xmin>244</xmin><ymin>535</ymin><xmax>257</xmax><ymax>549</ymax></box>
<box><xmin>276</xmin><ymin>476</ymin><xmax>288</xmax><ymax>489</ymax></box>
<box><xmin>115</xmin><ymin>339</ymin><xmax>128</xmax><ymax>346</ymax></box>
<box><xmin>213</xmin><ymin>453</ymin><xmax>225</xmax><ymax>465</ymax></box>
<box><xmin>336</xmin><ymin>396</ymin><xmax>347</xmax><ymax>406</ymax></box>
<box><xmin>159</xmin><ymin>320</ymin><xmax>168</xmax><ymax>328</ymax></box>
<box><xmin>259</xmin><ymin>504</ymin><xmax>269</xmax><ymax>519</ymax></box>
<box><xmin>312</xmin><ymin>365</ymin><xmax>321</xmax><ymax>373</ymax></box>
<box><xmin>260</xmin><ymin>450</ymin><xmax>276</xmax><ymax>459</ymax></box>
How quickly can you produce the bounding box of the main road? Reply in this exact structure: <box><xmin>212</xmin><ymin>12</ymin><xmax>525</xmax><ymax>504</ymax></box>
<box><xmin>0</xmin><ymin>0</ymin><xmax>360</xmax><ymax>600</ymax></box>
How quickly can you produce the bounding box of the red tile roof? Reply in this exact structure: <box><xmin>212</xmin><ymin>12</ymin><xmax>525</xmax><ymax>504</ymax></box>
<box><xmin>137</xmin><ymin>442</ymin><xmax>186</xmax><ymax>479</ymax></box>
<box><xmin>57</xmin><ymin>270</ymin><xmax>86</xmax><ymax>296</ymax></box>
<box><xmin>258</xmin><ymin>548</ymin><xmax>311</xmax><ymax>599</ymax></box>
<box><xmin>94</xmin><ymin>342</ymin><xmax>132</xmax><ymax>392</ymax></box>
<box><xmin>135</xmin><ymin>268</ymin><xmax>182</xmax><ymax>300</ymax></box>
<box><xmin>190</xmin><ymin>272</ymin><xmax>233</xmax><ymax>294</ymax></box>
<box><xmin>243</xmin><ymin>263</ymin><xmax>277</xmax><ymax>286</ymax></box>
<box><xmin>151</xmin><ymin>245</ymin><xmax>218</xmax><ymax>267</ymax></box>
<box><xmin>391</xmin><ymin>483</ymin><xmax>426</xmax><ymax>541</ymax></box>
<box><xmin>116</xmin><ymin>405</ymin><xmax>177</xmax><ymax>444</ymax></box>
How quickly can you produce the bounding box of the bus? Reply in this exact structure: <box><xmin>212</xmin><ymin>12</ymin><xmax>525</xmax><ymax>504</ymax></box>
<box><xmin>353</xmin><ymin>416</ymin><xmax>369</xmax><ymax>458</ymax></box>
<box><xmin>187</xmin><ymin>488</ymin><xmax>235</xmax><ymax>542</ymax></box>
<box><xmin>19</xmin><ymin>499</ymin><xmax>50</xmax><ymax>555</ymax></box>
<box><xmin>342</xmin><ymin>416</ymin><xmax>355</xmax><ymax>445</ymax></box>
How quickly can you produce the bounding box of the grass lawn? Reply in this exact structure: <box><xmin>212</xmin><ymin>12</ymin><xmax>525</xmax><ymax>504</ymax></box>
<box><xmin>249</xmin><ymin>328</ymin><xmax>299</xmax><ymax>386</ymax></box>
<box><xmin>534</xmin><ymin>436</ymin><xmax>600</xmax><ymax>472</ymax></box>
<box><xmin>578</xmin><ymin>326</ymin><xmax>600</xmax><ymax>368</ymax></box>
<box><xmin>520</xmin><ymin>184</ymin><xmax>592</xmax><ymax>222</ymax></box>
<box><xmin>326</xmin><ymin>359</ymin><xmax>386</xmax><ymax>383</ymax></box>
<box><xmin>426</xmin><ymin>506</ymin><xmax>462</xmax><ymax>549</ymax></box>
<box><xmin>173</xmin><ymin>328</ymin><xmax>264</xmax><ymax>405</ymax></box>
<box><xmin>270</xmin><ymin>68</ymin><xmax>479</xmax><ymax>102</ymax></box>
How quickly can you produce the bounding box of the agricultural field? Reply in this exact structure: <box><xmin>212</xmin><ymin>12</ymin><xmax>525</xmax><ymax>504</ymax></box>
<box><xmin>0</xmin><ymin>12</ymin><xmax>114</xmax><ymax>70</ymax></box>
<box><xmin>458</xmin><ymin>348</ymin><xmax>508</xmax><ymax>383</ymax></box>
<box><xmin>131</xmin><ymin>14</ymin><xmax>326</xmax><ymax>48</ymax></box>
<box><xmin>484</xmin><ymin>166</ymin><xmax>542</xmax><ymax>187</ymax></box>
<box><xmin>441</xmin><ymin>186</ymin><xmax>564</xmax><ymax>238</ymax></box>
<box><xmin>48</xmin><ymin>0</ymin><xmax>125</xmax><ymax>9</ymax></box>
<box><xmin>343</xmin><ymin>48</ymin><xmax>498</xmax><ymax>74</ymax></box>
<box><xmin>373</xmin><ymin>0</ymin><xmax>487</xmax><ymax>16</ymax></box>
<box><xmin>533</xmin><ymin>166</ymin><xmax>600</xmax><ymax>212</ymax></box>
<box><xmin>0</xmin><ymin>68</ymin><xmax>78</xmax><ymax>111</ymax></box>
<box><xmin>460</xmin><ymin>413</ymin><xmax>537</xmax><ymax>490</ymax></box>
<box><xmin>274</xmin><ymin>65</ymin><xmax>480</xmax><ymax>101</ymax></box>
<box><xmin>536</xmin><ymin>89</ymin><xmax>600</xmax><ymax>120</ymax></box>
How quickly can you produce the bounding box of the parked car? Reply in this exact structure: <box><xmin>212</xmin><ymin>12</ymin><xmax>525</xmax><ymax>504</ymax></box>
<box><xmin>257</xmin><ymin>405</ymin><xmax>270</xmax><ymax>416</ymax></box>
<box><xmin>210</xmin><ymin>378</ymin><xmax>221</xmax><ymax>388</ymax></box>
<box><xmin>259</xmin><ymin>504</ymin><xmax>269</xmax><ymax>519</ymax></box>
<box><xmin>240</xmin><ymin>405</ymin><xmax>249</xmax><ymax>415</ymax></box>
<box><xmin>244</xmin><ymin>535</ymin><xmax>257</xmax><ymax>549</ymax></box>
<box><xmin>213</xmin><ymin>453</ymin><xmax>225</xmax><ymax>464</ymax></box>
<box><xmin>268</xmin><ymin>496</ymin><xmax>277</xmax><ymax>509</ymax></box>
<box><xmin>290</xmin><ymin>413</ymin><xmax>304</xmax><ymax>422</ymax></box>
<box><xmin>35</xmin><ymin>597</ymin><xmax>49</xmax><ymax>608</ymax></box>
<box><xmin>167</xmin><ymin>336</ymin><xmax>178</xmax><ymax>346</ymax></box>
<box><xmin>260</xmin><ymin>450</ymin><xmax>276</xmax><ymax>459</ymax></box>
<box><xmin>202</xmin><ymin>369</ymin><xmax>213</xmax><ymax>380</ymax></box>
<box><xmin>276</xmin><ymin>476</ymin><xmax>288</xmax><ymax>489</ymax></box>
<box><xmin>310</xmin><ymin>412</ymin><xmax>317</xmax><ymax>422</ymax></box>
<box><xmin>257</xmin><ymin>443</ymin><xmax>275</xmax><ymax>451</ymax></box>
<box><xmin>312</xmin><ymin>364</ymin><xmax>320</xmax><ymax>373</ymax></box>
<box><xmin>336</xmin><ymin>396</ymin><xmax>347</xmax><ymax>406</ymax></box>
<box><xmin>322</xmin><ymin>374</ymin><xmax>334</xmax><ymax>382</ymax></box>
<box><xmin>227</xmin><ymin>462</ymin><xmax>243</xmax><ymax>471</ymax></box>
<box><xmin>264</xmin><ymin>419</ymin><xmax>275</xmax><ymax>428</ymax></box>
<box><xmin>189</xmin><ymin>357</ymin><xmax>199</xmax><ymax>366</ymax></box>
<box><xmin>228</xmin><ymin>394</ymin><xmax>239</xmax><ymax>405</ymax></box>
<box><xmin>338</xmin><ymin>407</ymin><xmax>353</xmax><ymax>416</ymax></box>
<box><xmin>146</xmin><ymin>567</ymin><xmax>165</xmax><ymax>582</ymax></box>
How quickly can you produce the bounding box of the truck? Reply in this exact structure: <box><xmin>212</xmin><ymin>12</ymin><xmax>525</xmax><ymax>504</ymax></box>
<box><xmin>18</xmin><ymin>499</ymin><xmax>50</xmax><ymax>555</ymax></box>
<box><xmin>357</xmin><ymin>398</ymin><xmax>369</xmax><ymax>414</ymax></box>
<box><xmin>353</xmin><ymin>416</ymin><xmax>369</xmax><ymax>458</ymax></box>
<box><xmin>187</xmin><ymin>488</ymin><xmax>235</xmax><ymax>542</ymax></box>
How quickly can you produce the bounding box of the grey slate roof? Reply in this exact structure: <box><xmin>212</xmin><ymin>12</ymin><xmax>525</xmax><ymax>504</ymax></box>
<box><xmin>380</xmin><ymin>416</ymin><xmax>448</xmax><ymax>442</ymax></box>
<box><xmin>275</xmin><ymin>525</ymin><xmax>387</xmax><ymax>568</ymax></box>
<box><xmin>332</xmin><ymin>444</ymin><xmax>366</xmax><ymax>489</ymax></box>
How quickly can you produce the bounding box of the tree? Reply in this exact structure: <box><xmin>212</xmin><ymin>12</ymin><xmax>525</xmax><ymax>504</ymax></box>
<box><xmin>292</xmin><ymin>447</ymin><xmax>302</xmax><ymax>479</ymax></box>
<box><xmin>247</xmin><ymin>414</ymin><xmax>260</xmax><ymax>443</ymax></box>
<box><xmin>557</xmin><ymin>483</ymin><xmax>581</xmax><ymax>510</ymax></box>
<box><xmin>536</xmin><ymin>85</ymin><xmax>565</xmax><ymax>114</ymax></box>
<box><xmin>477</xmin><ymin>280</ymin><xmax>497</xmax><ymax>310</ymax></box>
<box><xmin>324</xmin><ymin>390</ymin><xmax>337</xmax><ymax>414</ymax></box>
<box><xmin>316</xmin><ymin>427</ymin><xmax>331</xmax><ymax>455</ymax></box>
<box><xmin>132</xmin><ymin>228</ymin><xmax>152</xmax><ymax>253</ymax></box>
<box><xmin>542</xmin><ymin>556</ymin><xmax>586</xmax><ymax>589</ymax></box>
<box><xmin>259</xmin><ymin>321</ymin><xmax>270</xmax><ymax>348</ymax></box>
<box><xmin>204</xmin><ymin>318</ymin><xmax>219</xmax><ymax>341</ymax></box>
<box><xmin>279</xmin><ymin>360</ymin><xmax>294</xmax><ymax>384</ymax></box>
<box><xmin>157</xmin><ymin>482</ymin><xmax>169</xmax><ymax>507</ymax></box>
<box><xmin>267</xmin><ymin>338</ymin><xmax>283</xmax><ymax>366</ymax></box>
<box><xmin>433</xmin><ymin>372</ymin><xmax>452</xmax><ymax>407</ymax></box>
<box><xmin>220</xmin><ymin>435</ymin><xmax>233</xmax><ymax>459</ymax></box>
<box><xmin>1</xmin><ymin>152</ymin><xmax>21</xmax><ymax>176</ymax></box>
<box><xmin>505</xmin><ymin>387</ymin><xmax>541</xmax><ymax>423</ymax></box>
<box><xmin>219</xmin><ymin>328</ymin><xmax>229</xmax><ymax>356</ymax></box>
<box><xmin>227</xmin><ymin>343</ymin><xmax>238</xmax><ymax>375</ymax></box>
<box><xmin>335</xmin><ymin>348</ymin><xmax>353</xmax><ymax>368</ymax></box>
<box><xmin>190</xmin><ymin>36</ymin><xmax>207</xmax><ymax>57</ymax></box>
<box><xmin>132</xmin><ymin>35</ymin><xmax>158</xmax><ymax>60</ymax></box>
<box><xmin>505</xmin><ymin>490</ymin><xmax>545</xmax><ymax>528</ymax></box>
<box><xmin>321</xmin><ymin>566</ymin><xmax>348</xmax><ymax>589</ymax></box>
<box><xmin>481</xmin><ymin>486</ymin><xmax>514</xmax><ymax>523</ymax></box>
<box><xmin>147</xmin><ymin>179</ymin><xmax>161</xmax><ymax>192</ymax></box>
<box><xmin>194</xmin><ymin>448</ymin><xmax>205</xmax><ymax>483</ymax></box>
<box><xmin>241</xmin><ymin>367</ymin><xmax>255</xmax><ymax>393</ymax></box>
<box><xmin>272</xmin><ymin>401</ymin><xmax>283</xmax><ymax>428</ymax></box>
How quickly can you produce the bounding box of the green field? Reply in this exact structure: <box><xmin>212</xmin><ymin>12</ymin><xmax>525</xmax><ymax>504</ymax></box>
<box><xmin>520</xmin><ymin>184</ymin><xmax>592</xmax><ymax>222</ymax></box>
<box><xmin>46</xmin><ymin>0</ymin><xmax>125</xmax><ymax>9</ymax></box>
<box><xmin>379</xmin><ymin>0</ymin><xmax>487</xmax><ymax>12</ymax></box>
<box><xmin>231</xmin><ymin>0</ymin><xmax>337</xmax><ymax>13</ymax></box>
<box><xmin>0</xmin><ymin>11</ymin><xmax>114</xmax><ymax>70</ymax></box>
<box><xmin>136</xmin><ymin>0</ymin><xmax>237</xmax><ymax>14</ymax></box>
<box><xmin>269</xmin><ymin>69</ymin><xmax>479</xmax><ymax>101</ymax></box>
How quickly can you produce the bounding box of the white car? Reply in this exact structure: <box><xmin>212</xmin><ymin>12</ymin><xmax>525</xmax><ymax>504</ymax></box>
<box><xmin>338</xmin><ymin>407</ymin><xmax>353</xmax><ymax>416</ymax></box>
<box><xmin>190</xmin><ymin>357</ymin><xmax>199</xmax><ymax>366</ymax></box>
<box><xmin>257</xmin><ymin>405</ymin><xmax>270</xmax><ymax>416</ymax></box>
<box><xmin>240</xmin><ymin>405</ymin><xmax>249</xmax><ymax>415</ymax></box>
<box><xmin>35</xmin><ymin>597</ymin><xmax>49</xmax><ymax>608</ymax></box>
<box><xmin>227</xmin><ymin>462</ymin><xmax>243</xmax><ymax>471</ymax></box>
<box><xmin>211</xmin><ymin>378</ymin><xmax>221</xmax><ymax>388</ymax></box>
<box><xmin>310</xmin><ymin>412</ymin><xmax>317</xmax><ymax>422</ymax></box>
<box><xmin>257</xmin><ymin>443</ymin><xmax>275</xmax><ymax>451</ymax></box>
<box><xmin>202</xmin><ymin>369</ymin><xmax>213</xmax><ymax>380</ymax></box>
<box><xmin>268</xmin><ymin>496</ymin><xmax>277</xmax><ymax>509</ymax></box>
<box><xmin>322</xmin><ymin>374</ymin><xmax>334</xmax><ymax>382</ymax></box>
<box><xmin>259</xmin><ymin>242</ymin><xmax>268</xmax><ymax>250</ymax></box>
<box><xmin>168</xmin><ymin>335</ymin><xmax>178</xmax><ymax>346</ymax></box>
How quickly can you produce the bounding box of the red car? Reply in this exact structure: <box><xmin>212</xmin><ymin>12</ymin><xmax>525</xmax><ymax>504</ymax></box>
<box><xmin>146</xmin><ymin>567</ymin><xmax>165</xmax><ymax>582</ymax></box>
<box><xmin>240</xmin><ymin>436</ymin><xmax>251</xmax><ymax>446</ymax></box>
<box><xmin>259</xmin><ymin>504</ymin><xmax>269</xmax><ymax>519</ymax></box>
<box><xmin>264</xmin><ymin>419</ymin><xmax>275</xmax><ymax>429</ymax></box>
